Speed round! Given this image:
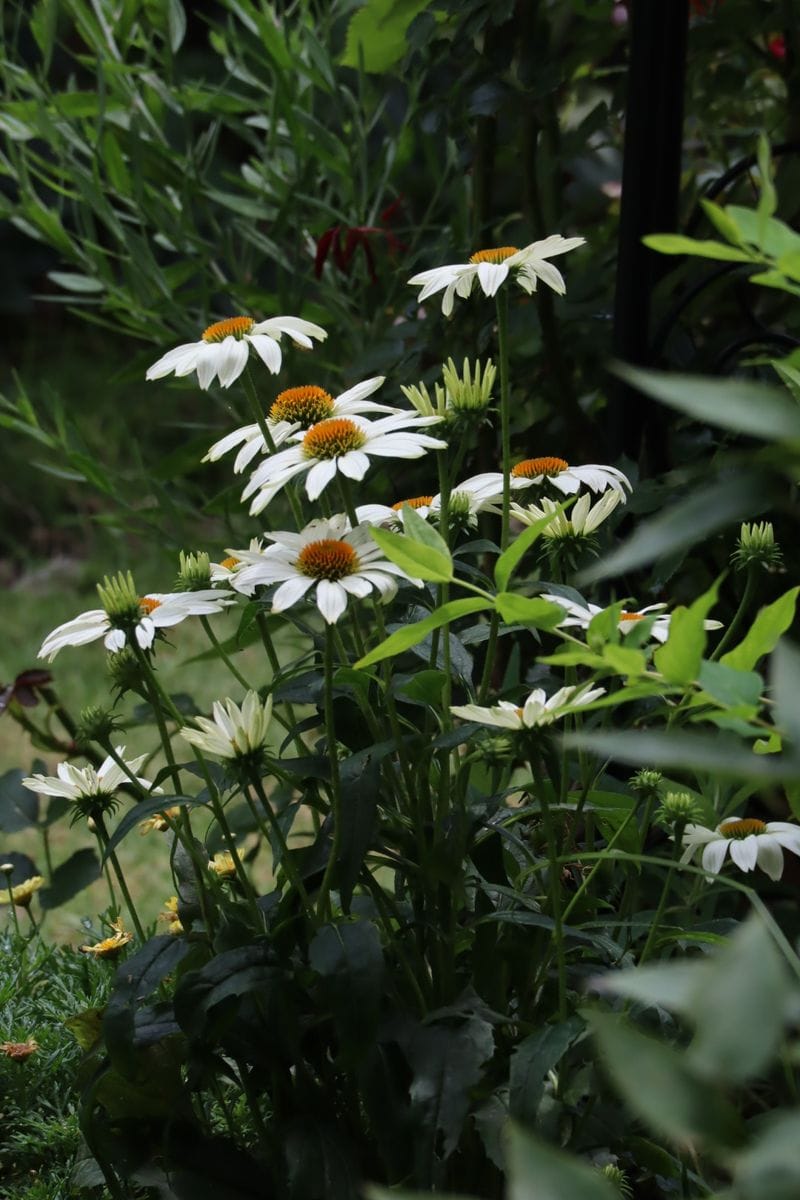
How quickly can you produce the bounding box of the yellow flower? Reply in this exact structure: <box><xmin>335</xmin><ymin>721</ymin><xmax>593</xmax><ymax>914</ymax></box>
<box><xmin>0</xmin><ymin>876</ymin><xmax>44</xmax><ymax>908</ymax></box>
<box><xmin>79</xmin><ymin>919</ymin><xmax>133</xmax><ymax>958</ymax></box>
<box><xmin>0</xmin><ymin>1038</ymin><xmax>39</xmax><ymax>1060</ymax></box>
<box><xmin>209</xmin><ymin>851</ymin><xmax>237</xmax><ymax>879</ymax></box>
<box><xmin>157</xmin><ymin>896</ymin><xmax>183</xmax><ymax>935</ymax></box>
<box><xmin>138</xmin><ymin>806</ymin><xmax>181</xmax><ymax>834</ymax></box>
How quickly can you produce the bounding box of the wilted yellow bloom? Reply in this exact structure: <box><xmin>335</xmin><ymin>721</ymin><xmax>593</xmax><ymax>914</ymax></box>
<box><xmin>0</xmin><ymin>876</ymin><xmax>44</xmax><ymax>908</ymax></box>
<box><xmin>158</xmin><ymin>896</ymin><xmax>183</xmax><ymax>935</ymax></box>
<box><xmin>209</xmin><ymin>851</ymin><xmax>237</xmax><ymax>879</ymax></box>
<box><xmin>138</xmin><ymin>806</ymin><xmax>181</xmax><ymax>834</ymax></box>
<box><xmin>79</xmin><ymin>919</ymin><xmax>133</xmax><ymax>958</ymax></box>
<box><xmin>0</xmin><ymin>1038</ymin><xmax>39</xmax><ymax>1060</ymax></box>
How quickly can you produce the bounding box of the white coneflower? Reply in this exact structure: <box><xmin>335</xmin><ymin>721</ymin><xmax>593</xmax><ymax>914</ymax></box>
<box><xmin>241</xmin><ymin>412</ymin><xmax>446</xmax><ymax>514</ymax></box>
<box><xmin>541</xmin><ymin>594</ymin><xmax>723</xmax><ymax>645</ymax></box>
<box><xmin>408</xmin><ymin>235</ymin><xmax>585</xmax><ymax>316</ymax></box>
<box><xmin>146</xmin><ymin>314</ymin><xmax>327</xmax><ymax>389</ymax></box>
<box><xmin>509</xmin><ymin>456</ymin><xmax>631</xmax><ymax>500</ymax></box>
<box><xmin>511</xmin><ymin>491</ymin><xmax>621</xmax><ymax>539</ymax></box>
<box><xmin>22</xmin><ymin>748</ymin><xmax>158</xmax><ymax>818</ymax></box>
<box><xmin>181</xmin><ymin>691</ymin><xmax>273</xmax><ymax>762</ymax></box>
<box><xmin>451</xmin><ymin>684</ymin><xmax>606</xmax><ymax>730</ymax></box>
<box><xmin>231</xmin><ymin>514</ymin><xmax>421</xmax><ymax>624</ymax></box>
<box><xmin>205</xmin><ymin>377</ymin><xmax>396</xmax><ymax>471</ymax></box>
<box><xmin>680</xmin><ymin>817</ymin><xmax>800</xmax><ymax>881</ymax></box>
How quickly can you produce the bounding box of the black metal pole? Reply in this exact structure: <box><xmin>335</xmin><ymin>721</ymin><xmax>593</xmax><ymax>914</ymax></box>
<box><xmin>609</xmin><ymin>0</ymin><xmax>689</xmax><ymax>469</ymax></box>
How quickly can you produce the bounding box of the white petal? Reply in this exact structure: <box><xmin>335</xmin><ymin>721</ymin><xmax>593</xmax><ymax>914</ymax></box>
<box><xmin>756</xmin><ymin>837</ymin><xmax>785</xmax><ymax>881</ymax></box>
<box><xmin>316</xmin><ymin>579</ymin><xmax>348</xmax><ymax>624</ymax></box>
<box><xmin>729</xmin><ymin>836</ymin><xmax>759</xmax><ymax>872</ymax></box>
<box><xmin>271</xmin><ymin>575</ymin><xmax>315</xmax><ymax>612</ymax></box>
<box><xmin>306</xmin><ymin>459</ymin><xmax>338</xmax><ymax>500</ymax></box>
<box><xmin>701</xmin><ymin>838</ymin><xmax>729</xmax><ymax>875</ymax></box>
<box><xmin>337</xmin><ymin>450</ymin><xmax>370</xmax><ymax>480</ymax></box>
<box><xmin>476</xmin><ymin>261</ymin><xmax>509</xmax><ymax>296</ymax></box>
<box><xmin>216</xmin><ymin>337</ymin><xmax>250</xmax><ymax>388</ymax></box>
<box><xmin>248</xmin><ymin>333</ymin><xmax>282</xmax><ymax>373</ymax></box>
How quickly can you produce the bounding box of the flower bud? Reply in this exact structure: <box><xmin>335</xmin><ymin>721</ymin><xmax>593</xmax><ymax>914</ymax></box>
<box><xmin>175</xmin><ymin>550</ymin><xmax>212</xmax><ymax>591</ymax></box>
<box><xmin>76</xmin><ymin>705</ymin><xmax>119</xmax><ymax>746</ymax></box>
<box><xmin>442</xmin><ymin>356</ymin><xmax>496</xmax><ymax>413</ymax></box>
<box><xmin>629</xmin><ymin>768</ymin><xmax>663</xmax><ymax>798</ymax></box>
<box><xmin>96</xmin><ymin>571</ymin><xmax>140</xmax><ymax>620</ymax></box>
<box><xmin>732</xmin><ymin>521</ymin><xmax>783</xmax><ymax>572</ymax></box>
<box><xmin>655</xmin><ymin>790</ymin><xmax>702</xmax><ymax>829</ymax></box>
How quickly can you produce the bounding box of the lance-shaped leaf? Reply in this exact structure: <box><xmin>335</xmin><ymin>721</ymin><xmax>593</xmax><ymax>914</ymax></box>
<box><xmin>355</xmin><ymin>598</ymin><xmax>491</xmax><ymax>669</ymax></box>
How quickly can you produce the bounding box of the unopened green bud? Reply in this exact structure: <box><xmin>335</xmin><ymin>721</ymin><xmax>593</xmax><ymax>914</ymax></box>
<box><xmin>655</xmin><ymin>790</ymin><xmax>702</xmax><ymax>829</ymax></box>
<box><xmin>442</xmin><ymin>356</ymin><xmax>496</xmax><ymax>412</ymax></box>
<box><xmin>76</xmin><ymin>706</ymin><xmax>119</xmax><ymax>746</ymax></box>
<box><xmin>598</xmin><ymin>1164</ymin><xmax>632</xmax><ymax>1198</ymax></box>
<box><xmin>629</xmin><ymin>768</ymin><xmax>663</xmax><ymax>797</ymax></box>
<box><xmin>176</xmin><ymin>550</ymin><xmax>211</xmax><ymax>591</ymax></box>
<box><xmin>478</xmin><ymin>734</ymin><xmax>515</xmax><ymax>765</ymax></box>
<box><xmin>106</xmin><ymin>647</ymin><xmax>143</xmax><ymax>695</ymax></box>
<box><xmin>97</xmin><ymin>571</ymin><xmax>139</xmax><ymax>620</ymax></box>
<box><xmin>732</xmin><ymin>521</ymin><xmax>783</xmax><ymax>572</ymax></box>
<box><xmin>400</xmin><ymin>379</ymin><xmax>442</xmax><ymax>418</ymax></box>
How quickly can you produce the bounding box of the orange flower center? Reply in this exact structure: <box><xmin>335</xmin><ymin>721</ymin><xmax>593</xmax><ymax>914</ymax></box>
<box><xmin>270</xmin><ymin>385</ymin><xmax>335</xmax><ymax>426</ymax></box>
<box><xmin>511</xmin><ymin>456</ymin><xmax>569</xmax><ymax>479</ymax></box>
<box><xmin>302</xmin><ymin>418</ymin><xmax>366</xmax><ymax>460</ymax></box>
<box><xmin>139</xmin><ymin>597</ymin><xmax>162</xmax><ymax>615</ymax></box>
<box><xmin>220</xmin><ymin>556</ymin><xmax>240</xmax><ymax>571</ymax></box>
<box><xmin>469</xmin><ymin>246</ymin><xmax>519</xmax><ymax>264</ymax></box>
<box><xmin>202</xmin><ymin>316</ymin><xmax>255</xmax><ymax>343</ymax></box>
<box><xmin>391</xmin><ymin>495</ymin><xmax>434</xmax><ymax>511</ymax></box>
<box><xmin>720</xmin><ymin>818</ymin><xmax>767</xmax><ymax>839</ymax></box>
<box><xmin>619</xmin><ymin>612</ymin><xmax>645</xmax><ymax>623</ymax></box>
<box><xmin>297</xmin><ymin>539</ymin><xmax>359</xmax><ymax>581</ymax></box>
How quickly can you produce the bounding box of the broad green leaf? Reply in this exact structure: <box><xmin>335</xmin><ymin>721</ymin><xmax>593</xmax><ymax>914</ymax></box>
<box><xmin>341</xmin><ymin>0</ymin><xmax>432</xmax><ymax>72</ymax></box>
<box><xmin>405</xmin><ymin>1014</ymin><xmax>494</xmax><ymax>1159</ymax></box>
<box><xmin>167</xmin><ymin>0</ymin><xmax>187</xmax><ymax>51</ymax></box>
<box><xmin>687</xmin><ymin>914</ymin><xmax>790</xmax><ymax>1084</ymax></box>
<box><xmin>494</xmin><ymin>592</ymin><xmax>564</xmax><ymax>629</ymax></box>
<box><xmin>727</xmin><ymin>206</ymin><xmax>800</xmax><ymax>259</ymax></box>
<box><xmin>756</xmin><ymin>133</ymin><xmax>777</xmax><ymax>232</ymax></box>
<box><xmin>642</xmin><ymin>234</ymin><xmax>754</xmax><ymax>263</ymax></box>
<box><xmin>173</xmin><ymin>943</ymin><xmax>278</xmax><ymax>1041</ymax></box>
<box><xmin>0</xmin><ymin>768</ymin><xmax>38</xmax><ymax>831</ymax></box>
<box><xmin>697</xmin><ymin>660</ymin><xmax>762</xmax><ymax>710</ymax></box>
<box><xmin>722</xmin><ymin>587</ymin><xmax>799</xmax><ymax>671</ymax></box>
<box><xmin>612</xmin><ymin>362</ymin><xmax>800</xmax><ymax>440</ymax></box>
<box><xmin>587</xmin><ymin>600</ymin><xmax>625</xmax><ymax>648</ymax></box>
<box><xmin>0</xmin><ymin>112</ymin><xmax>34</xmax><ymax>140</ymax></box>
<box><xmin>103</xmin><ymin>795</ymin><xmax>200</xmax><ymax>860</ymax></box>
<box><xmin>699</xmin><ymin>198</ymin><xmax>747</xmax><ymax>245</ymax></box>
<box><xmin>602</xmin><ymin>643</ymin><xmax>646</xmax><ymax>677</ymax></box>
<box><xmin>564</xmin><ymin>729</ymin><xmax>800</xmax><ymax>781</ymax></box>
<box><xmin>30</xmin><ymin>0</ymin><xmax>59</xmax><ymax>71</ymax></box>
<box><xmin>47</xmin><ymin>271</ymin><xmax>104</xmax><ymax>293</ymax></box>
<box><xmin>401</xmin><ymin>499</ymin><xmax>450</xmax><ymax>558</ymax></box>
<box><xmin>580</xmin><ymin>472</ymin><xmax>771</xmax><ymax>582</ymax></box>
<box><xmin>509</xmin><ymin>1018</ymin><xmax>584</xmax><ymax>1123</ymax></box>
<box><xmin>369</xmin><ymin>523</ymin><xmax>453</xmax><ymax>582</ymax></box>
<box><xmin>586</xmin><ymin>1012</ymin><xmax>741</xmax><ymax>1148</ymax></box>
<box><xmin>309</xmin><ymin>920</ymin><xmax>384</xmax><ymax>1059</ymax></box>
<box><xmin>355</xmin><ymin>598</ymin><xmax>491</xmax><ymax>669</ymax></box>
<box><xmin>654</xmin><ymin>579</ymin><xmax>719</xmax><ymax>683</ymax></box>
<box><xmin>104</xmin><ymin>936</ymin><xmax>192</xmax><ymax>1074</ymax></box>
<box><xmin>507</xmin><ymin>1123</ymin><xmax>620</xmax><ymax>1200</ymax></box>
<box><xmin>734</xmin><ymin>1110</ymin><xmax>800</xmax><ymax>1200</ymax></box>
<box><xmin>495</xmin><ymin>510</ymin><xmax>561</xmax><ymax>592</ymax></box>
<box><xmin>39</xmin><ymin>848</ymin><xmax>100</xmax><ymax>910</ymax></box>
<box><xmin>771</xmin><ymin>639</ymin><xmax>800</xmax><ymax>747</ymax></box>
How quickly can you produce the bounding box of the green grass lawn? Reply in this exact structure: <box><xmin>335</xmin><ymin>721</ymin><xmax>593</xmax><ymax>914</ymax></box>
<box><xmin>2</xmin><ymin>558</ymin><xmax>306</xmax><ymax>943</ymax></box>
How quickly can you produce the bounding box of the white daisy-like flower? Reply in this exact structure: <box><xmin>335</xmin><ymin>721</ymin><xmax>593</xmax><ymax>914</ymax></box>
<box><xmin>230</xmin><ymin>514</ymin><xmax>422</xmax><ymax>624</ymax></box>
<box><xmin>451</xmin><ymin>683</ymin><xmax>606</xmax><ymax>730</ymax></box>
<box><xmin>356</xmin><ymin>472</ymin><xmax>509</xmax><ymax>530</ymax></box>
<box><xmin>22</xmin><ymin>748</ymin><xmax>158</xmax><ymax>807</ymax></box>
<box><xmin>509</xmin><ymin>456</ymin><xmax>632</xmax><ymax>501</ymax></box>
<box><xmin>181</xmin><ymin>691</ymin><xmax>273</xmax><ymax>762</ymax></box>
<box><xmin>511</xmin><ymin>491</ymin><xmax>622</xmax><ymax>538</ymax></box>
<box><xmin>540</xmin><ymin>594</ymin><xmax>723</xmax><ymax>645</ymax></box>
<box><xmin>209</xmin><ymin>540</ymin><xmax>267</xmax><ymax>584</ymax></box>
<box><xmin>39</xmin><ymin>590</ymin><xmax>235</xmax><ymax>661</ymax></box>
<box><xmin>680</xmin><ymin>816</ymin><xmax>800</xmax><ymax>882</ymax></box>
<box><xmin>204</xmin><ymin>378</ymin><xmax>396</xmax><ymax>471</ymax></box>
<box><xmin>241</xmin><ymin>412</ymin><xmax>447</xmax><ymax>515</ymax></box>
<box><xmin>408</xmin><ymin>235</ymin><xmax>586</xmax><ymax>316</ymax></box>
<box><xmin>145</xmin><ymin>314</ymin><xmax>327</xmax><ymax>390</ymax></box>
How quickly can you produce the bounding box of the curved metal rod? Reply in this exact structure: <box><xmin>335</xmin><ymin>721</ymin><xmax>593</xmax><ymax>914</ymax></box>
<box><xmin>686</xmin><ymin>139</ymin><xmax>800</xmax><ymax>235</ymax></box>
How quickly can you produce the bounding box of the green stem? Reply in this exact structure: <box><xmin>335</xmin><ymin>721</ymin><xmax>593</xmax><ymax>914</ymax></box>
<box><xmin>496</xmin><ymin>289</ymin><xmax>512</xmax><ymax>552</ymax></box>
<box><xmin>3</xmin><ymin>875</ymin><xmax>21</xmax><ymax>937</ymax></box>
<box><xmin>254</xmin><ymin>611</ymin><xmax>308</xmax><ymax>757</ymax></box>
<box><xmin>250</xmin><ymin>774</ymin><xmax>314</xmax><ymax>921</ymax></box>
<box><xmin>638</xmin><ymin>828</ymin><xmax>685</xmax><ymax>966</ymax></box>
<box><xmin>529</xmin><ymin>747</ymin><xmax>567</xmax><ymax>1019</ymax></box>
<box><xmin>200</xmin><ymin>616</ymin><xmax>251</xmax><ymax>690</ymax></box>
<box><xmin>316</xmin><ymin>627</ymin><xmax>343</xmax><ymax>920</ymax></box>
<box><xmin>94</xmin><ymin>812</ymin><xmax>145</xmax><ymax>940</ymax></box>
<box><xmin>710</xmin><ymin>567</ymin><xmax>759</xmax><ymax>661</ymax></box>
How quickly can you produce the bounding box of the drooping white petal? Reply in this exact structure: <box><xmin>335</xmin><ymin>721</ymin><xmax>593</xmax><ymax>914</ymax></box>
<box><xmin>315</xmin><ymin>579</ymin><xmax>348</xmax><ymax>624</ymax></box>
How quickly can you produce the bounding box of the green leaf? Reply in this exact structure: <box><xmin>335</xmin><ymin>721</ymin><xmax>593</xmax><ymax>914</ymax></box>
<box><xmin>602</xmin><ymin>643</ymin><xmax>646</xmax><ymax>677</ymax></box>
<box><xmin>509</xmin><ymin>1017</ymin><xmax>584</xmax><ymax>1123</ymax></box>
<box><xmin>337</xmin><ymin>749</ymin><xmax>382</xmax><ymax>911</ymax></box>
<box><xmin>0</xmin><ymin>768</ymin><xmax>38</xmax><ymax>831</ymax></box>
<box><xmin>586</xmin><ymin>1011</ymin><xmax>741</xmax><ymax>1148</ymax></box>
<box><xmin>405</xmin><ymin>1014</ymin><xmax>495</xmax><ymax>1160</ymax></box>
<box><xmin>507</xmin><ymin>1123</ymin><xmax>620</xmax><ymax>1200</ymax></box>
<box><xmin>580</xmin><ymin>472</ymin><xmax>771</xmax><ymax>583</ymax></box>
<box><xmin>771</xmin><ymin>639</ymin><xmax>800</xmax><ymax>747</ymax></box>
<box><xmin>47</xmin><ymin>271</ymin><xmax>104</xmax><ymax>293</ymax></box>
<box><xmin>309</xmin><ymin>919</ymin><xmax>384</xmax><ymax>1060</ymax></box>
<box><xmin>104</xmin><ymin>937</ymin><xmax>192</xmax><ymax>1074</ymax></box>
<box><xmin>612</xmin><ymin>362</ymin><xmax>800</xmax><ymax>440</ymax></box>
<box><xmin>722</xmin><ymin>587</ymin><xmax>800</xmax><ymax>671</ymax></box>
<box><xmin>734</xmin><ymin>1110</ymin><xmax>800</xmax><ymax>1200</ymax></box>
<box><xmin>726</xmin><ymin>206</ymin><xmax>800</xmax><ymax>260</ymax></box>
<box><xmin>167</xmin><ymin>0</ymin><xmax>187</xmax><ymax>51</ymax></box>
<box><xmin>341</xmin><ymin>0</ymin><xmax>432</xmax><ymax>72</ymax></box>
<box><xmin>653</xmin><ymin>579</ymin><xmax>719</xmax><ymax>683</ymax></box>
<box><xmin>401</xmin><ymin>499</ymin><xmax>451</xmax><ymax>557</ymax></box>
<box><xmin>699</xmin><ymin>198</ymin><xmax>747</xmax><ymax>245</ymax></box>
<box><xmin>173</xmin><ymin>943</ymin><xmax>278</xmax><ymax>1042</ymax></box>
<box><xmin>494</xmin><ymin>592</ymin><xmax>565</xmax><ymax>629</ymax></box>
<box><xmin>757</xmin><ymin>133</ymin><xmax>778</xmax><ymax>233</ymax></box>
<box><xmin>494</xmin><ymin>510</ymin><xmax>562</xmax><ymax>592</ymax></box>
<box><xmin>103</xmin><ymin>795</ymin><xmax>200</xmax><ymax>861</ymax></box>
<box><xmin>369</xmin><ymin>523</ymin><xmax>453</xmax><ymax>582</ymax></box>
<box><xmin>642</xmin><ymin>234</ymin><xmax>755</xmax><ymax>263</ymax></box>
<box><xmin>39</xmin><ymin>848</ymin><xmax>101</xmax><ymax>909</ymax></box>
<box><xmin>697</xmin><ymin>660</ymin><xmax>763</xmax><ymax>710</ymax></box>
<box><xmin>564</xmin><ymin>729</ymin><xmax>800</xmax><ymax>781</ymax></box>
<box><xmin>0</xmin><ymin>112</ymin><xmax>34</xmax><ymax>140</ymax></box>
<box><xmin>355</xmin><ymin>598</ymin><xmax>491</xmax><ymax>669</ymax></box>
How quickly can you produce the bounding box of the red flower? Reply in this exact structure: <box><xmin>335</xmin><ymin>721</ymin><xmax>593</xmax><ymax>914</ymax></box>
<box><xmin>0</xmin><ymin>668</ymin><xmax>53</xmax><ymax>716</ymax></box>
<box><xmin>315</xmin><ymin>199</ymin><xmax>407</xmax><ymax>284</ymax></box>
<box><xmin>768</xmin><ymin>33</ymin><xmax>786</xmax><ymax>60</ymax></box>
